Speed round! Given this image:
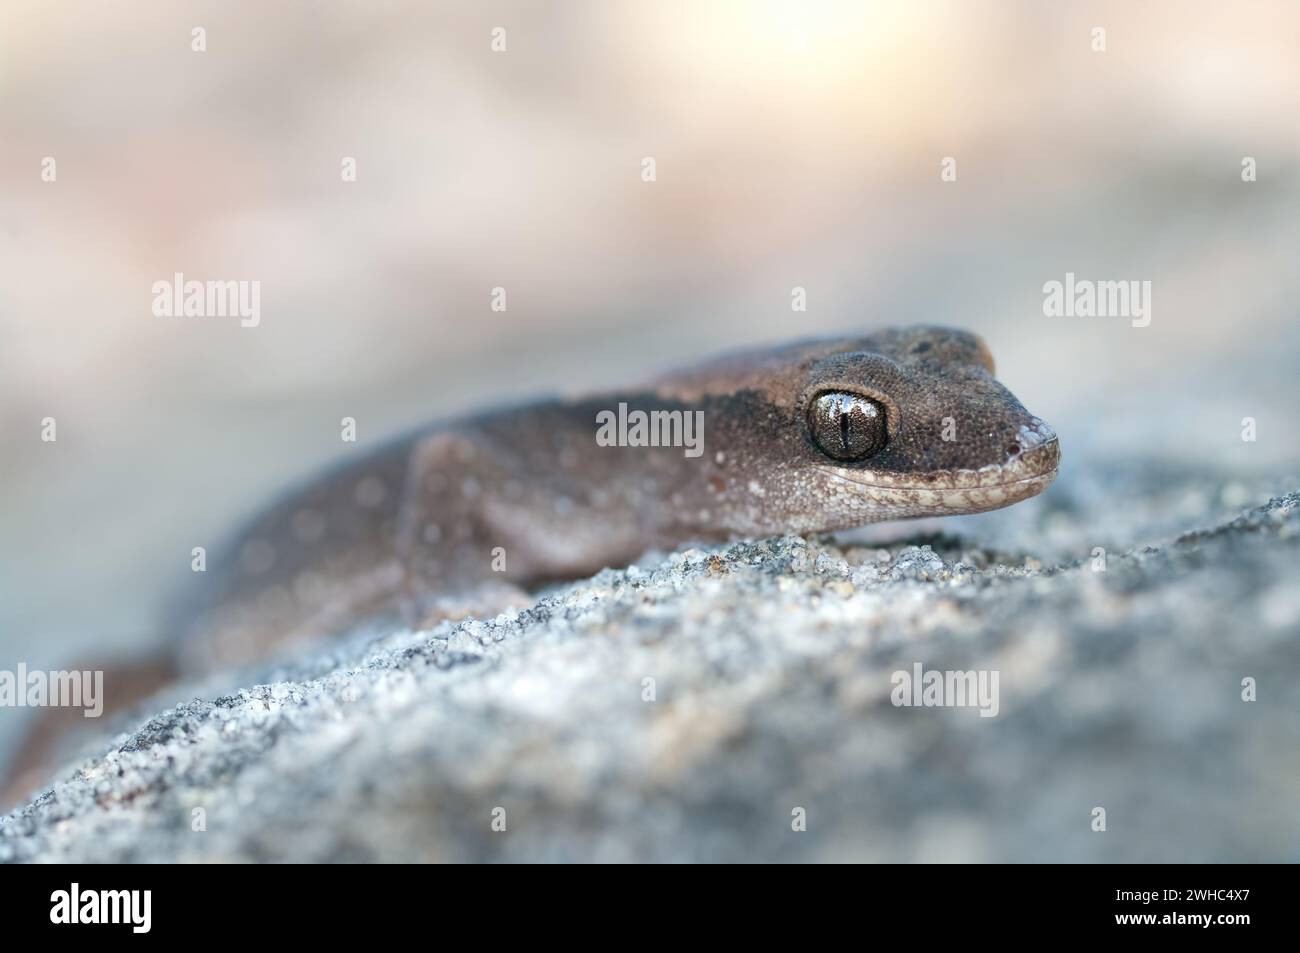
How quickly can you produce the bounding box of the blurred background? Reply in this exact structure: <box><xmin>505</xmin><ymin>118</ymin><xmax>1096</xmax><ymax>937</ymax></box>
<box><xmin>2</xmin><ymin>0</ymin><xmax>1298</xmax><ymax>754</ymax></box>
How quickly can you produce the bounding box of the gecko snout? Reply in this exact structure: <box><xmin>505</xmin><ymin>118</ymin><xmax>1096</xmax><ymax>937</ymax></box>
<box><xmin>978</xmin><ymin>424</ymin><xmax>1059</xmax><ymax>512</ymax></box>
<box><xmin>1001</xmin><ymin>419</ymin><xmax>1059</xmax><ymax>480</ymax></box>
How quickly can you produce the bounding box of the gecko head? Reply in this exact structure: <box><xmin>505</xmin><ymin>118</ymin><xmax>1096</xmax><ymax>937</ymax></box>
<box><xmin>785</xmin><ymin>326</ymin><xmax>1059</xmax><ymax>527</ymax></box>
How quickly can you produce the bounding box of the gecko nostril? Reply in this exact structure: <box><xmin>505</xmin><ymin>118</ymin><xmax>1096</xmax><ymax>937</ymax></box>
<box><xmin>1006</xmin><ymin>443</ymin><xmax>1020</xmax><ymax>456</ymax></box>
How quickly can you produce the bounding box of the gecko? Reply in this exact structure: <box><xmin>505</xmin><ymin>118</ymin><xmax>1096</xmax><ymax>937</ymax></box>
<box><xmin>2</xmin><ymin>326</ymin><xmax>1058</xmax><ymax>803</ymax></box>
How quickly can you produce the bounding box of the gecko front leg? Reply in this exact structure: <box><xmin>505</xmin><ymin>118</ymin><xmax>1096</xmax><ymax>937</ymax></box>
<box><xmin>393</xmin><ymin>409</ymin><xmax>670</xmax><ymax>619</ymax></box>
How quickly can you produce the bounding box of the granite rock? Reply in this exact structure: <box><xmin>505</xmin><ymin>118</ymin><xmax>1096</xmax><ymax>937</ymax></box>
<box><xmin>2</xmin><ymin>470</ymin><xmax>1298</xmax><ymax>862</ymax></box>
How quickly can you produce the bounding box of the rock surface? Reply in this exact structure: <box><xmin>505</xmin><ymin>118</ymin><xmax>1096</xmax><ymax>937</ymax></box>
<box><xmin>2</xmin><ymin>466</ymin><xmax>1298</xmax><ymax>862</ymax></box>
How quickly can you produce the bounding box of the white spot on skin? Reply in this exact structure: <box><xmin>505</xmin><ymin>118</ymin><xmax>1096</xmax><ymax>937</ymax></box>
<box><xmin>714</xmin><ymin>451</ymin><xmax>726</xmax><ymax>465</ymax></box>
<box><xmin>355</xmin><ymin>476</ymin><xmax>387</xmax><ymax>508</ymax></box>
<box><xmin>748</xmin><ymin>480</ymin><xmax>765</xmax><ymax>497</ymax></box>
<box><xmin>462</xmin><ymin>478</ymin><xmax>481</xmax><ymax>499</ymax></box>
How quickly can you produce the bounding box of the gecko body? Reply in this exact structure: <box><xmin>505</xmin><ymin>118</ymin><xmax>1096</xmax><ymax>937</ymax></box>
<box><xmin>178</xmin><ymin>325</ymin><xmax>1058</xmax><ymax>669</ymax></box>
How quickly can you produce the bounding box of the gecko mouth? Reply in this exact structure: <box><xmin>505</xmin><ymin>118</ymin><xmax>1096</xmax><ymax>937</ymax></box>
<box><xmin>814</xmin><ymin>435</ymin><xmax>1060</xmax><ymax>512</ymax></box>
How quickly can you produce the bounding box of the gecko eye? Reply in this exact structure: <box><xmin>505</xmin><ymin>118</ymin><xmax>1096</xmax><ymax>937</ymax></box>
<box><xmin>808</xmin><ymin>391</ymin><xmax>887</xmax><ymax>461</ymax></box>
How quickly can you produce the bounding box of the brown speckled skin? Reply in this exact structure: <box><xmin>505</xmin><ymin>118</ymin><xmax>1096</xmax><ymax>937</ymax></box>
<box><xmin>178</xmin><ymin>326</ymin><xmax>1058</xmax><ymax>670</ymax></box>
